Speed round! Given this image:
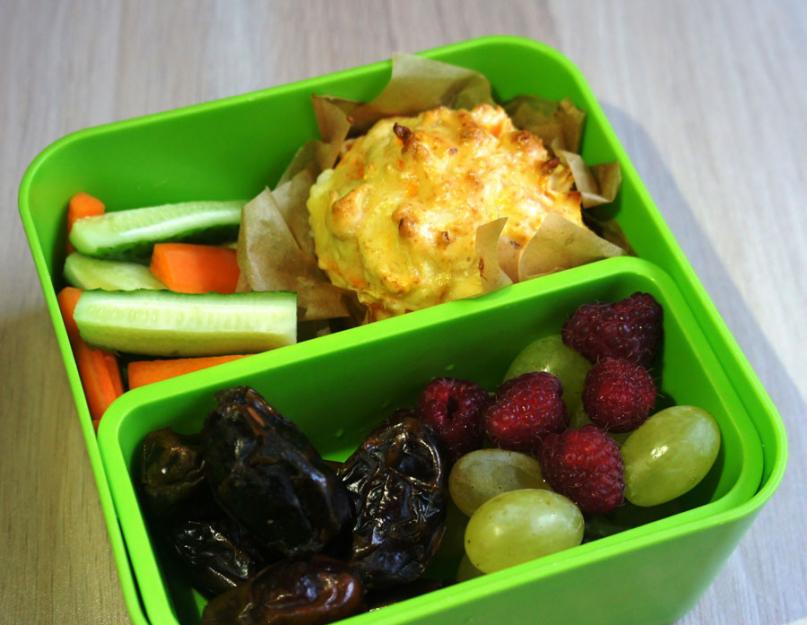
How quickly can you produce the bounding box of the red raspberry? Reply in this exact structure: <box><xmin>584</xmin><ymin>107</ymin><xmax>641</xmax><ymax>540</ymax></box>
<box><xmin>484</xmin><ymin>372</ymin><xmax>567</xmax><ymax>452</ymax></box>
<box><xmin>562</xmin><ymin>292</ymin><xmax>663</xmax><ymax>367</ymax></box>
<box><xmin>418</xmin><ymin>377</ymin><xmax>489</xmax><ymax>461</ymax></box>
<box><xmin>583</xmin><ymin>357</ymin><xmax>657</xmax><ymax>432</ymax></box>
<box><xmin>540</xmin><ymin>425</ymin><xmax>624</xmax><ymax>515</ymax></box>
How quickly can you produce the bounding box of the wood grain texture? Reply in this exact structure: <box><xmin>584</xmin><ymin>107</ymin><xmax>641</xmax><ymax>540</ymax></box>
<box><xmin>1</xmin><ymin>1</ymin><xmax>805</xmax><ymax>624</ymax></box>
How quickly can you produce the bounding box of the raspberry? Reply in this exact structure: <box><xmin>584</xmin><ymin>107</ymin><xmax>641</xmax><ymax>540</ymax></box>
<box><xmin>583</xmin><ymin>357</ymin><xmax>657</xmax><ymax>432</ymax></box>
<box><xmin>562</xmin><ymin>292</ymin><xmax>663</xmax><ymax>367</ymax></box>
<box><xmin>484</xmin><ymin>372</ymin><xmax>567</xmax><ymax>452</ymax></box>
<box><xmin>540</xmin><ymin>425</ymin><xmax>624</xmax><ymax>515</ymax></box>
<box><xmin>418</xmin><ymin>377</ymin><xmax>489</xmax><ymax>461</ymax></box>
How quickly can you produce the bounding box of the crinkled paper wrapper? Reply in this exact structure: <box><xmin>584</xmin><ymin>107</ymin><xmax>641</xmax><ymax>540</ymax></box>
<box><xmin>238</xmin><ymin>54</ymin><xmax>628</xmax><ymax>321</ymax></box>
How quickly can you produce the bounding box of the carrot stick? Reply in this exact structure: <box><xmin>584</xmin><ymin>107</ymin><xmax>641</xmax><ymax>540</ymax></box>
<box><xmin>66</xmin><ymin>192</ymin><xmax>105</xmax><ymax>253</ymax></box>
<box><xmin>128</xmin><ymin>355</ymin><xmax>247</xmax><ymax>389</ymax></box>
<box><xmin>76</xmin><ymin>340</ymin><xmax>124</xmax><ymax>421</ymax></box>
<box><xmin>150</xmin><ymin>243</ymin><xmax>240</xmax><ymax>294</ymax></box>
<box><xmin>59</xmin><ymin>285</ymin><xmax>122</xmax><ymax>421</ymax></box>
<box><xmin>57</xmin><ymin>287</ymin><xmax>83</xmax><ymax>345</ymax></box>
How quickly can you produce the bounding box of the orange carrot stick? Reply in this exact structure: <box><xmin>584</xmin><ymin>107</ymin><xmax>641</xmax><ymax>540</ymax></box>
<box><xmin>66</xmin><ymin>192</ymin><xmax>105</xmax><ymax>253</ymax></box>
<box><xmin>128</xmin><ymin>355</ymin><xmax>247</xmax><ymax>389</ymax></box>
<box><xmin>76</xmin><ymin>340</ymin><xmax>124</xmax><ymax>421</ymax></box>
<box><xmin>150</xmin><ymin>243</ymin><xmax>240</xmax><ymax>294</ymax></box>
<box><xmin>59</xmin><ymin>285</ymin><xmax>122</xmax><ymax>421</ymax></box>
<box><xmin>57</xmin><ymin>287</ymin><xmax>83</xmax><ymax>345</ymax></box>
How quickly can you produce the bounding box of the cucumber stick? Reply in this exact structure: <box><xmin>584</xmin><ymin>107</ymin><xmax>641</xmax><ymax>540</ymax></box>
<box><xmin>69</xmin><ymin>200</ymin><xmax>244</xmax><ymax>260</ymax></box>
<box><xmin>74</xmin><ymin>290</ymin><xmax>297</xmax><ymax>356</ymax></box>
<box><xmin>64</xmin><ymin>253</ymin><xmax>165</xmax><ymax>291</ymax></box>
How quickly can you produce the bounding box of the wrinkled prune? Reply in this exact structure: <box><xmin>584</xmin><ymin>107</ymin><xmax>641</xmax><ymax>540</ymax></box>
<box><xmin>141</xmin><ymin>428</ymin><xmax>206</xmax><ymax>517</ymax></box>
<box><xmin>141</xmin><ymin>428</ymin><xmax>266</xmax><ymax>596</ymax></box>
<box><xmin>202</xmin><ymin>387</ymin><xmax>353</xmax><ymax>557</ymax></box>
<box><xmin>339</xmin><ymin>416</ymin><xmax>447</xmax><ymax>589</ymax></box>
<box><xmin>201</xmin><ymin>556</ymin><xmax>364</xmax><ymax>625</ymax></box>
<box><xmin>169</xmin><ymin>515</ymin><xmax>268</xmax><ymax>597</ymax></box>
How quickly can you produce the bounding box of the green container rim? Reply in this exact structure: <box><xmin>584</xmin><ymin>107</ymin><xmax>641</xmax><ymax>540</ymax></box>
<box><xmin>18</xmin><ymin>35</ymin><xmax>788</xmax><ymax>625</ymax></box>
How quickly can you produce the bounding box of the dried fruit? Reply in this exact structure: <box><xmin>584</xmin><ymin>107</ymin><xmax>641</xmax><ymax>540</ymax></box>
<box><xmin>140</xmin><ymin>428</ymin><xmax>206</xmax><ymax>518</ymax></box>
<box><xmin>169</xmin><ymin>516</ymin><xmax>268</xmax><ymax>597</ymax></box>
<box><xmin>418</xmin><ymin>377</ymin><xmax>489</xmax><ymax>461</ymax></box>
<box><xmin>201</xmin><ymin>556</ymin><xmax>364</xmax><ymax>625</ymax></box>
<box><xmin>339</xmin><ymin>416</ymin><xmax>446</xmax><ymax>589</ymax></box>
<box><xmin>484</xmin><ymin>372</ymin><xmax>567</xmax><ymax>451</ymax></box>
<box><xmin>583</xmin><ymin>357</ymin><xmax>657</xmax><ymax>432</ymax></box>
<box><xmin>202</xmin><ymin>386</ymin><xmax>352</xmax><ymax>557</ymax></box>
<box><xmin>141</xmin><ymin>428</ymin><xmax>269</xmax><ymax>596</ymax></box>
<box><xmin>540</xmin><ymin>425</ymin><xmax>624</xmax><ymax>515</ymax></box>
<box><xmin>562</xmin><ymin>292</ymin><xmax>663</xmax><ymax>366</ymax></box>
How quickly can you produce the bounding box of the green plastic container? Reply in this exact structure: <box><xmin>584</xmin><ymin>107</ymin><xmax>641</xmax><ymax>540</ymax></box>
<box><xmin>101</xmin><ymin>256</ymin><xmax>763</xmax><ymax>625</ymax></box>
<box><xmin>19</xmin><ymin>36</ymin><xmax>786</xmax><ymax>625</ymax></box>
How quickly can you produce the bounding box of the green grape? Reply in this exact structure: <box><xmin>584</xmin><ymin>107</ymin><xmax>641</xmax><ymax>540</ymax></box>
<box><xmin>456</xmin><ymin>554</ymin><xmax>484</xmax><ymax>582</ymax></box>
<box><xmin>449</xmin><ymin>449</ymin><xmax>548</xmax><ymax>516</ymax></box>
<box><xmin>464</xmin><ymin>489</ymin><xmax>584</xmax><ymax>573</ymax></box>
<box><xmin>622</xmin><ymin>406</ymin><xmax>721</xmax><ymax>507</ymax></box>
<box><xmin>504</xmin><ymin>335</ymin><xmax>590</xmax><ymax>415</ymax></box>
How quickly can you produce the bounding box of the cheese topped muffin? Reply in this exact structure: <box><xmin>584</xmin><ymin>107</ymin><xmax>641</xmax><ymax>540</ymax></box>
<box><xmin>307</xmin><ymin>104</ymin><xmax>583</xmax><ymax>319</ymax></box>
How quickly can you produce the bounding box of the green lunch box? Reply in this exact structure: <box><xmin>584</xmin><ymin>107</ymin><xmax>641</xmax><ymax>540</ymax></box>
<box><xmin>18</xmin><ymin>35</ymin><xmax>786</xmax><ymax>625</ymax></box>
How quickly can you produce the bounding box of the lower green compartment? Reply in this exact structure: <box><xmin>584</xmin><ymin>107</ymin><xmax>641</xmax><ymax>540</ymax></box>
<box><xmin>99</xmin><ymin>257</ymin><xmax>763</xmax><ymax>625</ymax></box>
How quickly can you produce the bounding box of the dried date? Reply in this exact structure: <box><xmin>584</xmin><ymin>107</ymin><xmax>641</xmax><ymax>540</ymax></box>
<box><xmin>202</xmin><ymin>387</ymin><xmax>353</xmax><ymax>557</ymax></box>
<box><xmin>201</xmin><ymin>556</ymin><xmax>364</xmax><ymax>625</ymax></box>
<box><xmin>141</xmin><ymin>428</ymin><xmax>206</xmax><ymax>518</ymax></box>
<box><xmin>339</xmin><ymin>416</ymin><xmax>447</xmax><ymax>589</ymax></box>
<box><xmin>169</xmin><ymin>515</ymin><xmax>268</xmax><ymax>597</ymax></box>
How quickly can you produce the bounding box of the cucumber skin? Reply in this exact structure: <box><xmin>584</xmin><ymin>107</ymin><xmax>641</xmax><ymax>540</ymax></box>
<box><xmin>82</xmin><ymin>223</ymin><xmax>240</xmax><ymax>261</ymax></box>
<box><xmin>74</xmin><ymin>290</ymin><xmax>297</xmax><ymax>357</ymax></box>
<box><xmin>69</xmin><ymin>201</ymin><xmax>244</xmax><ymax>261</ymax></box>
<box><xmin>64</xmin><ymin>253</ymin><xmax>165</xmax><ymax>291</ymax></box>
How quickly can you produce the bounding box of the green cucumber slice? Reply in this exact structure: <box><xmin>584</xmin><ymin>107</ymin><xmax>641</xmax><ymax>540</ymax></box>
<box><xmin>74</xmin><ymin>290</ymin><xmax>297</xmax><ymax>356</ymax></box>
<box><xmin>69</xmin><ymin>200</ymin><xmax>245</xmax><ymax>260</ymax></box>
<box><xmin>64</xmin><ymin>253</ymin><xmax>165</xmax><ymax>291</ymax></box>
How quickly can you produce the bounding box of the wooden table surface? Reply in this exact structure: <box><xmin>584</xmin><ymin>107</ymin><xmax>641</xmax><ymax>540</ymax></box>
<box><xmin>1</xmin><ymin>1</ymin><xmax>805</xmax><ymax>624</ymax></box>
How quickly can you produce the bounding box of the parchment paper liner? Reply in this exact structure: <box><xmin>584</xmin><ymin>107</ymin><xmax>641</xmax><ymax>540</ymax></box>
<box><xmin>238</xmin><ymin>54</ymin><xmax>627</xmax><ymax>320</ymax></box>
